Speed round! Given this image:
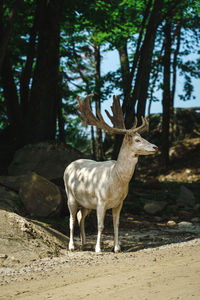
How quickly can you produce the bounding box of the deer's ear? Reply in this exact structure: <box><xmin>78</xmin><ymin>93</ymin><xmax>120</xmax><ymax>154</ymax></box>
<box><xmin>125</xmin><ymin>133</ymin><xmax>132</xmax><ymax>144</ymax></box>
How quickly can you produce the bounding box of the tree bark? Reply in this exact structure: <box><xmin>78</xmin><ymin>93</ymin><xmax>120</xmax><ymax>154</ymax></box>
<box><xmin>112</xmin><ymin>42</ymin><xmax>130</xmax><ymax>160</ymax></box>
<box><xmin>1</xmin><ymin>53</ymin><xmax>20</xmax><ymax>125</ymax></box>
<box><xmin>94</xmin><ymin>44</ymin><xmax>104</xmax><ymax>161</ymax></box>
<box><xmin>170</xmin><ymin>17</ymin><xmax>182</xmax><ymax>142</ymax></box>
<box><xmin>135</xmin><ymin>0</ymin><xmax>164</xmax><ymax>121</ymax></box>
<box><xmin>161</xmin><ymin>21</ymin><xmax>172</xmax><ymax>167</ymax></box>
<box><xmin>122</xmin><ymin>0</ymin><xmax>153</xmax><ymax>117</ymax></box>
<box><xmin>20</xmin><ymin>2</ymin><xmax>39</xmax><ymax>116</ymax></box>
<box><xmin>26</xmin><ymin>0</ymin><xmax>63</xmax><ymax>143</ymax></box>
<box><xmin>134</xmin><ymin>0</ymin><xmax>183</xmax><ymax>121</ymax></box>
<box><xmin>90</xmin><ymin>126</ymin><xmax>96</xmax><ymax>160</ymax></box>
<box><xmin>57</xmin><ymin>73</ymin><xmax>66</xmax><ymax>143</ymax></box>
<box><xmin>118</xmin><ymin>42</ymin><xmax>130</xmax><ymax>100</ymax></box>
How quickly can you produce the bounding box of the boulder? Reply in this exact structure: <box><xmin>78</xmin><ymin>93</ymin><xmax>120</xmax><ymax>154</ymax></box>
<box><xmin>176</xmin><ymin>185</ymin><xmax>195</xmax><ymax>208</ymax></box>
<box><xmin>19</xmin><ymin>172</ymin><xmax>62</xmax><ymax>217</ymax></box>
<box><xmin>0</xmin><ymin>175</ymin><xmax>27</xmax><ymax>192</ymax></box>
<box><xmin>177</xmin><ymin>221</ymin><xmax>200</xmax><ymax>233</ymax></box>
<box><xmin>178</xmin><ymin>221</ymin><xmax>193</xmax><ymax>228</ymax></box>
<box><xmin>8</xmin><ymin>142</ymin><xmax>82</xmax><ymax>181</ymax></box>
<box><xmin>191</xmin><ymin>217</ymin><xmax>200</xmax><ymax>222</ymax></box>
<box><xmin>167</xmin><ymin>220</ymin><xmax>176</xmax><ymax>227</ymax></box>
<box><xmin>144</xmin><ymin>201</ymin><xmax>167</xmax><ymax>215</ymax></box>
<box><xmin>0</xmin><ymin>185</ymin><xmax>21</xmax><ymax>213</ymax></box>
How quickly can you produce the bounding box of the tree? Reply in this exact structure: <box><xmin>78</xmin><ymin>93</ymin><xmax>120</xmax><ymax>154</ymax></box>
<box><xmin>25</xmin><ymin>0</ymin><xmax>63</xmax><ymax>143</ymax></box>
<box><xmin>0</xmin><ymin>0</ymin><xmax>199</xmax><ymax>171</ymax></box>
<box><xmin>0</xmin><ymin>0</ymin><xmax>63</xmax><ymax>146</ymax></box>
<box><xmin>161</xmin><ymin>20</ymin><xmax>172</xmax><ymax>166</ymax></box>
<box><xmin>94</xmin><ymin>43</ymin><xmax>104</xmax><ymax>160</ymax></box>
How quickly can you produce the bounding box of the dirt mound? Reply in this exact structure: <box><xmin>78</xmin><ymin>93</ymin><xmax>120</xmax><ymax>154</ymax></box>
<box><xmin>0</xmin><ymin>209</ymin><xmax>69</xmax><ymax>268</ymax></box>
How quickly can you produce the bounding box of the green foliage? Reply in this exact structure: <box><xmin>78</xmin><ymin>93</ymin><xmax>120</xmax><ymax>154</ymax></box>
<box><xmin>0</xmin><ymin>0</ymin><xmax>199</xmax><ymax>152</ymax></box>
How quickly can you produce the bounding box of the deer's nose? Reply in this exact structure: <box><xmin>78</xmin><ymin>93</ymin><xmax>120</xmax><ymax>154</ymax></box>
<box><xmin>153</xmin><ymin>146</ymin><xmax>158</xmax><ymax>151</ymax></box>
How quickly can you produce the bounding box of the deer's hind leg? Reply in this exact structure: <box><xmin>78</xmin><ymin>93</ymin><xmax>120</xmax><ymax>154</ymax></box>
<box><xmin>77</xmin><ymin>208</ymin><xmax>91</xmax><ymax>247</ymax></box>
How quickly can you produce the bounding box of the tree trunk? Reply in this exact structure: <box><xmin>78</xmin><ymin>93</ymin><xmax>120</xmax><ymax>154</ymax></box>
<box><xmin>20</xmin><ymin>2</ymin><xmax>39</xmax><ymax>116</ymax></box>
<box><xmin>112</xmin><ymin>42</ymin><xmax>130</xmax><ymax>160</ymax></box>
<box><xmin>161</xmin><ymin>21</ymin><xmax>172</xmax><ymax>167</ymax></box>
<box><xmin>1</xmin><ymin>53</ymin><xmax>21</xmax><ymax>130</ymax></box>
<box><xmin>94</xmin><ymin>44</ymin><xmax>104</xmax><ymax>161</ymax></box>
<box><xmin>26</xmin><ymin>0</ymin><xmax>63</xmax><ymax>144</ymax></box>
<box><xmin>123</xmin><ymin>0</ymin><xmax>163</xmax><ymax>129</ymax></box>
<box><xmin>135</xmin><ymin>0</ymin><xmax>183</xmax><ymax>121</ymax></box>
<box><xmin>169</xmin><ymin>17</ymin><xmax>182</xmax><ymax>142</ymax></box>
<box><xmin>57</xmin><ymin>73</ymin><xmax>65</xmax><ymax>143</ymax></box>
<box><xmin>122</xmin><ymin>0</ymin><xmax>153</xmax><ymax>116</ymax></box>
<box><xmin>90</xmin><ymin>126</ymin><xmax>96</xmax><ymax>160</ymax></box>
<box><xmin>147</xmin><ymin>43</ymin><xmax>164</xmax><ymax>118</ymax></box>
<box><xmin>118</xmin><ymin>42</ymin><xmax>130</xmax><ymax>100</ymax></box>
<box><xmin>135</xmin><ymin>0</ymin><xmax>164</xmax><ymax>121</ymax></box>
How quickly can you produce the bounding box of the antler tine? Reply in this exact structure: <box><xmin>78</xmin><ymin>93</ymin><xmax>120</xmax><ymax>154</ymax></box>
<box><xmin>76</xmin><ymin>94</ymin><xmax>100</xmax><ymax>126</ymax></box>
<box><xmin>131</xmin><ymin>116</ymin><xmax>149</xmax><ymax>134</ymax></box>
<box><xmin>76</xmin><ymin>94</ymin><xmax>127</xmax><ymax>135</ymax></box>
<box><xmin>105</xmin><ymin>95</ymin><xmax>126</xmax><ymax>129</ymax></box>
<box><xmin>131</xmin><ymin>116</ymin><xmax>138</xmax><ymax>130</ymax></box>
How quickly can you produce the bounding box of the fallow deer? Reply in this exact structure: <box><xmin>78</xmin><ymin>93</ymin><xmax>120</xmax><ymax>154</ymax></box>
<box><xmin>64</xmin><ymin>94</ymin><xmax>158</xmax><ymax>253</ymax></box>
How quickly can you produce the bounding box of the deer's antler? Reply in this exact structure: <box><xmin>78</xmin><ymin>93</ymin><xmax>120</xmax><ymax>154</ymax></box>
<box><xmin>105</xmin><ymin>95</ymin><xmax>126</xmax><ymax>130</ymax></box>
<box><xmin>76</xmin><ymin>94</ymin><xmax>148</xmax><ymax>135</ymax></box>
<box><xmin>132</xmin><ymin>116</ymin><xmax>149</xmax><ymax>134</ymax></box>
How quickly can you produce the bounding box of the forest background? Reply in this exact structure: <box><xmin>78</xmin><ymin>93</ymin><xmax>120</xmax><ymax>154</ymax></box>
<box><xmin>0</xmin><ymin>0</ymin><xmax>200</xmax><ymax>171</ymax></box>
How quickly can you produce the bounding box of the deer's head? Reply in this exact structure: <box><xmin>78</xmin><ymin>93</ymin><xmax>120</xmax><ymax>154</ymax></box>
<box><xmin>124</xmin><ymin>131</ymin><xmax>158</xmax><ymax>156</ymax></box>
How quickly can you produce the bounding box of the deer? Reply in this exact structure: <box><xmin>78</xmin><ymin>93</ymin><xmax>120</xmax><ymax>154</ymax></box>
<box><xmin>63</xmin><ymin>94</ymin><xmax>158</xmax><ymax>253</ymax></box>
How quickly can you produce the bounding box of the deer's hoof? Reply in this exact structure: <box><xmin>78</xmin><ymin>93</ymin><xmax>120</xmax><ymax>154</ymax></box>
<box><xmin>95</xmin><ymin>246</ymin><xmax>102</xmax><ymax>253</ymax></box>
<box><xmin>68</xmin><ymin>243</ymin><xmax>75</xmax><ymax>252</ymax></box>
<box><xmin>114</xmin><ymin>245</ymin><xmax>121</xmax><ymax>253</ymax></box>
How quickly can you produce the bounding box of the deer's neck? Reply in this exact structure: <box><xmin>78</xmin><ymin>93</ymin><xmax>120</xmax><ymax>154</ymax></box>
<box><xmin>113</xmin><ymin>137</ymin><xmax>138</xmax><ymax>184</ymax></box>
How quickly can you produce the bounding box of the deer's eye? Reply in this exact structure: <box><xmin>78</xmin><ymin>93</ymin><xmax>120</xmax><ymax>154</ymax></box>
<box><xmin>135</xmin><ymin>139</ymin><xmax>141</xmax><ymax>143</ymax></box>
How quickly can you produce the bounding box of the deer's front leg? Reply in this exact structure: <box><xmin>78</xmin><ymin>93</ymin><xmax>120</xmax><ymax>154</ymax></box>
<box><xmin>95</xmin><ymin>204</ymin><xmax>106</xmax><ymax>253</ymax></box>
<box><xmin>68</xmin><ymin>197</ymin><xmax>78</xmax><ymax>251</ymax></box>
<box><xmin>112</xmin><ymin>202</ymin><xmax>123</xmax><ymax>253</ymax></box>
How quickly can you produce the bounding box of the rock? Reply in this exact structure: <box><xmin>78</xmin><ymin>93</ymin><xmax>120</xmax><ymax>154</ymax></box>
<box><xmin>8</xmin><ymin>142</ymin><xmax>82</xmax><ymax>181</ymax></box>
<box><xmin>167</xmin><ymin>220</ymin><xmax>176</xmax><ymax>227</ymax></box>
<box><xmin>19</xmin><ymin>172</ymin><xmax>62</xmax><ymax>217</ymax></box>
<box><xmin>176</xmin><ymin>185</ymin><xmax>195</xmax><ymax>208</ymax></box>
<box><xmin>177</xmin><ymin>221</ymin><xmax>200</xmax><ymax>233</ymax></box>
<box><xmin>191</xmin><ymin>217</ymin><xmax>200</xmax><ymax>222</ymax></box>
<box><xmin>144</xmin><ymin>201</ymin><xmax>167</xmax><ymax>215</ymax></box>
<box><xmin>0</xmin><ymin>185</ymin><xmax>21</xmax><ymax>213</ymax></box>
<box><xmin>0</xmin><ymin>175</ymin><xmax>27</xmax><ymax>192</ymax></box>
<box><xmin>178</xmin><ymin>221</ymin><xmax>193</xmax><ymax>229</ymax></box>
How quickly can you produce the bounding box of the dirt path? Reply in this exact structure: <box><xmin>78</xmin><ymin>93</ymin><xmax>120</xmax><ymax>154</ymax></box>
<box><xmin>1</xmin><ymin>238</ymin><xmax>200</xmax><ymax>300</ymax></box>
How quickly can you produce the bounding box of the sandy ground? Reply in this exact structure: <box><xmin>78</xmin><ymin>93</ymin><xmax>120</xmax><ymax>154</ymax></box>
<box><xmin>1</xmin><ymin>237</ymin><xmax>200</xmax><ymax>300</ymax></box>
